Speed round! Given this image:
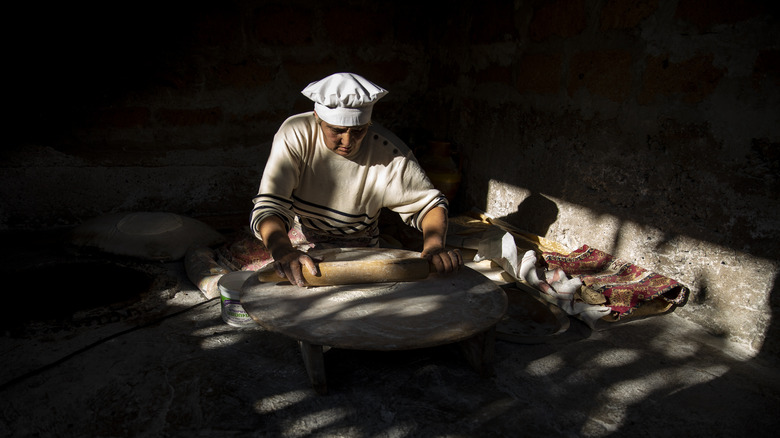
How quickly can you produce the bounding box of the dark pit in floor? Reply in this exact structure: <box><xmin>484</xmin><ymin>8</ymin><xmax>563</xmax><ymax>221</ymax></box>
<box><xmin>1</xmin><ymin>259</ymin><xmax>157</xmax><ymax>333</ymax></box>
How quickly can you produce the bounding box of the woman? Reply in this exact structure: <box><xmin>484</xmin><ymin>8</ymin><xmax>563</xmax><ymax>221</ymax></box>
<box><xmin>251</xmin><ymin>73</ymin><xmax>461</xmax><ymax>286</ymax></box>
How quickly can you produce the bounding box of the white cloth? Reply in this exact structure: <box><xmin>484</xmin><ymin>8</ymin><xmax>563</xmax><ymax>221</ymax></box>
<box><xmin>301</xmin><ymin>73</ymin><xmax>388</xmax><ymax>126</ymax></box>
<box><xmin>251</xmin><ymin>112</ymin><xmax>447</xmax><ymax>246</ymax></box>
<box><xmin>518</xmin><ymin>250</ymin><xmax>610</xmax><ymax>328</ymax></box>
<box><xmin>473</xmin><ymin>229</ymin><xmax>521</xmax><ymax>279</ymax></box>
<box><xmin>474</xmin><ymin>233</ymin><xmax>611</xmax><ymax>329</ymax></box>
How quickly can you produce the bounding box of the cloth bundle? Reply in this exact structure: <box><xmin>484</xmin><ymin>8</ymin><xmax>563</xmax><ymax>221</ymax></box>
<box><xmin>454</xmin><ymin>213</ymin><xmax>690</xmax><ymax>327</ymax></box>
<box><xmin>541</xmin><ymin>245</ymin><xmax>689</xmax><ymax>321</ymax></box>
<box><xmin>518</xmin><ymin>250</ymin><xmax>612</xmax><ymax>327</ymax></box>
<box><xmin>473</xmin><ymin>228</ymin><xmax>614</xmax><ymax>327</ymax></box>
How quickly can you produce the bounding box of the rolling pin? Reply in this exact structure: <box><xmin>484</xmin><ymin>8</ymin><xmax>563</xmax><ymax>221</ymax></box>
<box><xmin>256</xmin><ymin>256</ymin><xmax>433</xmax><ymax>286</ymax></box>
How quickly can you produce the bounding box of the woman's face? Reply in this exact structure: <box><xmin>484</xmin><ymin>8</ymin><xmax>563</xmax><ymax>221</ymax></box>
<box><xmin>318</xmin><ymin>116</ymin><xmax>371</xmax><ymax>157</ymax></box>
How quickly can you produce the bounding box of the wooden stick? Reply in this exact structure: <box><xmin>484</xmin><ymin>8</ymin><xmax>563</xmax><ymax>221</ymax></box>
<box><xmin>256</xmin><ymin>257</ymin><xmax>432</xmax><ymax>286</ymax></box>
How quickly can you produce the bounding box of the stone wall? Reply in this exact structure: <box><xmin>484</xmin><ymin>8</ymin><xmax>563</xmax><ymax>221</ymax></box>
<box><xmin>2</xmin><ymin>0</ymin><xmax>778</xmax><ymax>360</ymax></box>
<box><xmin>429</xmin><ymin>0</ymin><xmax>779</xmax><ymax>361</ymax></box>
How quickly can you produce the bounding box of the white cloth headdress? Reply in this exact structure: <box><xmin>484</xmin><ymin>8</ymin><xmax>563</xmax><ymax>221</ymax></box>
<box><xmin>301</xmin><ymin>72</ymin><xmax>388</xmax><ymax>126</ymax></box>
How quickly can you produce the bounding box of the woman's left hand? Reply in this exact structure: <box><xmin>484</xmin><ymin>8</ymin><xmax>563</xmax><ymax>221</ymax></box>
<box><xmin>421</xmin><ymin>246</ymin><xmax>463</xmax><ymax>274</ymax></box>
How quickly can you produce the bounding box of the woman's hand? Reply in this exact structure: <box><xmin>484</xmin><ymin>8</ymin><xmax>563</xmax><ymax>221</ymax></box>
<box><xmin>271</xmin><ymin>246</ymin><xmax>319</xmax><ymax>287</ymax></box>
<box><xmin>419</xmin><ymin>207</ymin><xmax>462</xmax><ymax>274</ymax></box>
<box><xmin>421</xmin><ymin>246</ymin><xmax>463</xmax><ymax>274</ymax></box>
<box><xmin>259</xmin><ymin>216</ymin><xmax>318</xmax><ymax>287</ymax></box>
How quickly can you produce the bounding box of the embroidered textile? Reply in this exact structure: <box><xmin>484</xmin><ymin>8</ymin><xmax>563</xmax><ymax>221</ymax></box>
<box><xmin>216</xmin><ymin>220</ymin><xmax>378</xmax><ymax>272</ymax></box>
<box><xmin>542</xmin><ymin>245</ymin><xmax>689</xmax><ymax>319</ymax></box>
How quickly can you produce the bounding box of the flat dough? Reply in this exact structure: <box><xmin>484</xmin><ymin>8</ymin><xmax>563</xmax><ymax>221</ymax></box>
<box><xmin>242</xmin><ymin>256</ymin><xmax>508</xmax><ymax>350</ymax></box>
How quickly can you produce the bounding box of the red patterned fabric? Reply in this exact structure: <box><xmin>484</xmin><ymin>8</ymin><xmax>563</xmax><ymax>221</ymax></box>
<box><xmin>216</xmin><ymin>226</ymin><xmax>314</xmax><ymax>271</ymax></box>
<box><xmin>543</xmin><ymin>245</ymin><xmax>689</xmax><ymax>319</ymax></box>
<box><xmin>217</xmin><ymin>222</ymin><xmax>376</xmax><ymax>271</ymax></box>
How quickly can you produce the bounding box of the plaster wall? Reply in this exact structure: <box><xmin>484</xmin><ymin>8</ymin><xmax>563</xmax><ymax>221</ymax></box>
<box><xmin>434</xmin><ymin>0</ymin><xmax>779</xmax><ymax>360</ymax></box>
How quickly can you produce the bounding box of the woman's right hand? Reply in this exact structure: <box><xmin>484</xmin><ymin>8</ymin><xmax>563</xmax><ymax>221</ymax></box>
<box><xmin>259</xmin><ymin>216</ymin><xmax>319</xmax><ymax>287</ymax></box>
<box><xmin>272</xmin><ymin>246</ymin><xmax>319</xmax><ymax>287</ymax></box>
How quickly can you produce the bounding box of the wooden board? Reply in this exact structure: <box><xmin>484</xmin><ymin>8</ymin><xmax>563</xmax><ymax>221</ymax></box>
<box><xmin>242</xmin><ymin>249</ymin><xmax>507</xmax><ymax>351</ymax></box>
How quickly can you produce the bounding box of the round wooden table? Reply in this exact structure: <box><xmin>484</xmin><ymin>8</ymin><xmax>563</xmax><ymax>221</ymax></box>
<box><xmin>241</xmin><ymin>248</ymin><xmax>508</xmax><ymax>394</ymax></box>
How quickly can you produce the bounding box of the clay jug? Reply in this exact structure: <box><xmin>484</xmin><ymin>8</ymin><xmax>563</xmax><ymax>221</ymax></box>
<box><xmin>418</xmin><ymin>140</ymin><xmax>461</xmax><ymax>201</ymax></box>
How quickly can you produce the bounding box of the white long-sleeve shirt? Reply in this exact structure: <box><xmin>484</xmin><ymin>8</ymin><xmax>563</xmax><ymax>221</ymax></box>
<box><xmin>251</xmin><ymin>112</ymin><xmax>447</xmax><ymax>246</ymax></box>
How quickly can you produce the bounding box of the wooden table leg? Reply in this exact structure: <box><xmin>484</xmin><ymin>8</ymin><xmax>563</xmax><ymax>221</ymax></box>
<box><xmin>298</xmin><ymin>340</ymin><xmax>328</xmax><ymax>394</ymax></box>
<box><xmin>458</xmin><ymin>325</ymin><xmax>497</xmax><ymax>377</ymax></box>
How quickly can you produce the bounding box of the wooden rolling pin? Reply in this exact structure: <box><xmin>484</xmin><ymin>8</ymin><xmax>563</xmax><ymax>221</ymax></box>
<box><xmin>256</xmin><ymin>256</ymin><xmax>432</xmax><ymax>286</ymax></box>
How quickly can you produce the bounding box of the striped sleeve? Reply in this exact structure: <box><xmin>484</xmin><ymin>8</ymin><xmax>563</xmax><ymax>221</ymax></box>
<box><xmin>407</xmin><ymin>195</ymin><xmax>449</xmax><ymax>230</ymax></box>
<box><xmin>250</xmin><ymin>193</ymin><xmax>296</xmax><ymax>239</ymax></box>
<box><xmin>250</xmin><ymin>115</ymin><xmax>309</xmax><ymax>240</ymax></box>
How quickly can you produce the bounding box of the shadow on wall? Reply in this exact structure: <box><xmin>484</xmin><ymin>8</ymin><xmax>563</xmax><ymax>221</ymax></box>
<box><xmin>500</xmin><ymin>192</ymin><xmax>559</xmax><ymax>238</ymax></box>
